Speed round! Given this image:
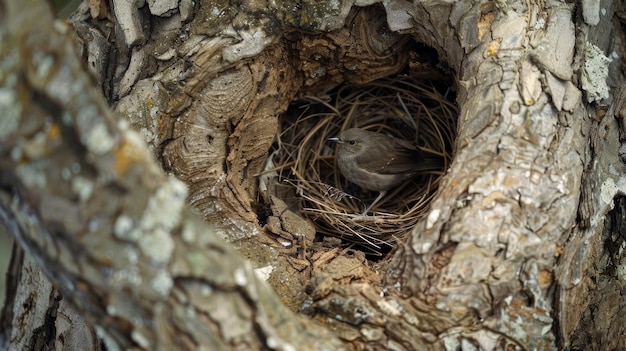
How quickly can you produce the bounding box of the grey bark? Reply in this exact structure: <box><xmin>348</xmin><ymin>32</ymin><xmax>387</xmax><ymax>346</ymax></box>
<box><xmin>1</xmin><ymin>0</ymin><xmax>626</xmax><ymax>350</ymax></box>
<box><xmin>0</xmin><ymin>0</ymin><xmax>343</xmax><ymax>349</ymax></box>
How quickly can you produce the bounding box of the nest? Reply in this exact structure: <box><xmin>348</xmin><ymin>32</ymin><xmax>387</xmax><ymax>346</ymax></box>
<box><xmin>267</xmin><ymin>76</ymin><xmax>457</xmax><ymax>254</ymax></box>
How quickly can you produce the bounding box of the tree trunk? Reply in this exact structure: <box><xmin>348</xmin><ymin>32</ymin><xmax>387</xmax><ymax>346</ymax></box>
<box><xmin>1</xmin><ymin>0</ymin><xmax>625</xmax><ymax>350</ymax></box>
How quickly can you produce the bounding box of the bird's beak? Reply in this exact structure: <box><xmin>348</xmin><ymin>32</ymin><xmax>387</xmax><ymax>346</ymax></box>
<box><xmin>327</xmin><ymin>137</ymin><xmax>342</xmax><ymax>143</ymax></box>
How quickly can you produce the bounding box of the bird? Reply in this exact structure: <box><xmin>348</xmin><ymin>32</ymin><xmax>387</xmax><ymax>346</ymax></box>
<box><xmin>328</xmin><ymin>128</ymin><xmax>443</xmax><ymax>215</ymax></box>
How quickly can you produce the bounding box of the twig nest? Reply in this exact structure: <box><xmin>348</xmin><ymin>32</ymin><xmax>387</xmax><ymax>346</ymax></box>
<box><xmin>270</xmin><ymin>76</ymin><xmax>456</xmax><ymax>254</ymax></box>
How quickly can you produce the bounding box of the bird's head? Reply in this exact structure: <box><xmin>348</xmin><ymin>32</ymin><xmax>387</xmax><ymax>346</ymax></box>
<box><xmin>327</xmin><ymin>128</ymin><xmax>368</xmax><ymax>155</ymax></box>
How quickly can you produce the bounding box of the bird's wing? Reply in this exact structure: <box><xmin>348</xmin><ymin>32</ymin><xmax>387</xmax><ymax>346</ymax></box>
<box><xmin>356</xmin><ymin>137</ymin><xmax>441</xmax><ymax>174</ymax></box>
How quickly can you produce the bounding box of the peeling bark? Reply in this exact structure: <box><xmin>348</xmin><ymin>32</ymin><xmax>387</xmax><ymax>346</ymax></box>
<box><xmin>0</xmin><ymin>1</ymin><xmax>344</xmax><ymax>349</ymax></box>
<box><xmin>2</xmin><ymin>0</ymin><xmax>626</xmax><ymax>350</ymax></box>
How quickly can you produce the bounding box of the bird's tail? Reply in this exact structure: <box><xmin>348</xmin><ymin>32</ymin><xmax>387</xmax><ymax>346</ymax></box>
<box><xmin>417</xmin><ymin>151</ymin><xmax>446</xmax><ymax>172</ymax></box>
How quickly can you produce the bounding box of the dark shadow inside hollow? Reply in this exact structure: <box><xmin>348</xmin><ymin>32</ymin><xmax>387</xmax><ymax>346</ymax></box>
<box><xmin>263</xmin><ymin>73</ymin><xmax>457</xmax><ymax>255</ymax></box>
<box><xmin>255</xmin><ymin>13</ymin><xmax>458</xmax><ymax>255</ymax></box>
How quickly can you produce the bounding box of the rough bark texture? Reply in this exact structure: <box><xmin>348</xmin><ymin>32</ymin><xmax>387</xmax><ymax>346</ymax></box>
<box><xmin>0</xmin><ymin>245</ymin><xmax>101</xmax><ymax>351</ymax></box>
<box><xmin>2</xmin><ymin>0</ymin><xmax>626</xmax><ymax>350</ymax></box>
<box><xmin>0</xmin><ymin>1</ymin><xmax>343</xmax><ymax>349</ymax></box>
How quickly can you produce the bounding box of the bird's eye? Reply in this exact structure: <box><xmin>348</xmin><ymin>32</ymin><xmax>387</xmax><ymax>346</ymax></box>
<box><xmin>349</xmin><ymin>140</ymin><xmax>356</xmax><ymax>145</ymax></box>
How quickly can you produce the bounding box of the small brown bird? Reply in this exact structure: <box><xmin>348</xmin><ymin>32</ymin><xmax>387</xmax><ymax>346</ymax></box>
<box><xmin>328</xmin><ymin>128</ymin><xmax>442</xmax><ymax>215</ymax></box>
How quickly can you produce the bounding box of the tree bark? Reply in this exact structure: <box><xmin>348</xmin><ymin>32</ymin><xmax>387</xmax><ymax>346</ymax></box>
<box><xmin>0</xmin><ymin>1</ymin><xmax>343</xmax><ymax>349</ymax></box>
<box><xmin>1</xmin><ymin>0</ymin><xmax>626</xmax><ymax>350</ymax></box>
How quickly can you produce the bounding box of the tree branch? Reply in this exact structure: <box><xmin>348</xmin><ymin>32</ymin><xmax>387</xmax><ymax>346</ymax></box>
<box><xmin>0</xmin><ymin>1</ymin><xmax>344</xmax><ymax>349</ymax></box>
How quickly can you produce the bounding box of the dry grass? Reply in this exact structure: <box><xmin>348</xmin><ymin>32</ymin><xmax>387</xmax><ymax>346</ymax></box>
<box><xmin>266</xmin><ymin>76</ymin><xmax>456</xmax><ymax>254</ymax></box>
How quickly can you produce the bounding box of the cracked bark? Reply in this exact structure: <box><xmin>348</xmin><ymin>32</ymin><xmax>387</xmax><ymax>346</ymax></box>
<box><xmin>1</xmin><ymin>0</ymin><xmax>626</xmax><ymax>350</ymax></box>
